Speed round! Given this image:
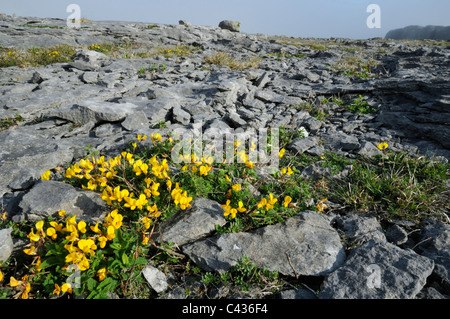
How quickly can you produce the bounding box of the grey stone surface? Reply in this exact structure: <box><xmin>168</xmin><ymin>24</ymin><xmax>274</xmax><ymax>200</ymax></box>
<box><xmin>319</xmin><ymin>239</ymin><xmax>434</xmax><ymax>299</ymax></box>
<box><xmin>218</xmin><ymin>20</ymin><xmax>240</xmax><ymax>32</ymax></box>
<box><xmin>0</xmin><ymin>14</ymin><xmax>449</xmax><ymax>299</ymax></box>
<box><xmin>142</xmin><ymin>265</ymin><xmax>168</xmax><ymax>293</ymax></box>
<box><xmin>0</xmin><ymin>228</ymin><xmax>13</xmax><ymax>263</ymax></box>
<box><xmin>17</xmin><ymin>180</ymin><xmax>108</xmax><ymax>223</ymax></box>
<box><xmin>182</xmin><ymin>211</ymin><xmax>346</xmax><ymax>276</ymax></box>
<box><xmin>155</xmin><ymin>198</ymin><xmax>227</xmax><ymax>246</ymax></box>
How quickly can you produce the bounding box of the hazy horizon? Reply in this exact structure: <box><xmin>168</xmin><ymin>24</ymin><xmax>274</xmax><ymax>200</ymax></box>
<box><xmin>2</xmin><ymin>0</ymin><xmax>450</xmax><ymax>39</ymax></box>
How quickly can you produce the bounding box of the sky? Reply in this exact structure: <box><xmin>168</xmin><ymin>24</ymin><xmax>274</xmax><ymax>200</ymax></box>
<box><xmin>2</xmin><ymin>0</ymin><xmax>449</xmax><ymax>39</ymax></box>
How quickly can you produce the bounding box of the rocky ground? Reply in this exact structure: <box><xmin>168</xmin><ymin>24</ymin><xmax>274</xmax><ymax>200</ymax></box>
<box><xmin>0</xmin><ymin>14</ymin><xmax>449</xmax><ymax>299</ymax></box>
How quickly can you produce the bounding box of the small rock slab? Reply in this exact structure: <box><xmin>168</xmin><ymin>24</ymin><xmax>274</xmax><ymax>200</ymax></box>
<box><xmin>17</xmin><ymin>180</ymin><xmax>108</xmax><ymax>223</ymax></box>
<box><xmin>69</xmin><ymin>49</ymin><xmax>110</xmax><ymax>71</ymax></box>
<box><xmin>155</xmin><ymin>198</ymin><xmax>227</xmax><ymax>246</ymax></box>
<box><xmin>182</xmin><ymin>211</ymin><xmax>346</xmax><ymax>276</ymax></box>
<box><xmin>52</xmin><ymin>100</ymin><xmax>139</xmax><ymax>125</ymax></box>
<box><xmin>319</xmin><ymin>239</ymin><xmax>434</xmax><ymax>299</ymax></box>
<box><xmin>0</xmin><ymin>228</ymin><xmax>13</xmax><ymax>263</ymax></box>
<box><xmin>142</xmin><ymin>265</ymin><xmax>168</xmax><ymax>293</ymax></box>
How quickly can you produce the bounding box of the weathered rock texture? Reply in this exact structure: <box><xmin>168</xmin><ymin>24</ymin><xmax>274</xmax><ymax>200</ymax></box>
<box><xmin>0</xmin><ymin>14</ymin><xmax>449</xmax><ymax>299</ymax></box>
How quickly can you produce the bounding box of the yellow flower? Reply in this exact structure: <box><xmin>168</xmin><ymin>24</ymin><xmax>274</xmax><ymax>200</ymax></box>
<box><xmin>78</xmin><ymin>238</ymin><xmax>97</xmax><ymax>256</ymax></box>
<box><xmin>245</xmin><ymin>160</ymin><xmax>255</xmax><ymax>169</ymax></box>
<box><xmin>237</xmin><ymin>201</ymin><xmax>246</xmax><ymax>213</ymax></box>
<box><xmin>224</xmin><ymin>207</ymin><xmax>238</xmax><ymax>219</ymax></box>
<box><xmin>268</xmin><ymin>193</ymin><xmax>277</xmax><ymax>207</ymax></box>
<box><xmin>377</xmin><ymin>142</ymin><xmax>388</xmax><ymax>150</ymax></box>
<box><xmin>147</xmin><ymin>204</ymin><xmax>160</xmax><ymax>217</ymax></box>
<box><xmin>23</xmin><ymin>245</ymin><xmax>37</xmax><ymax>255</ymax></box>
<box><xmin>142</xmin><ymin>233</ymin><xmax>149</xmax><ymax>245</ymax></box>
<box><xmin>199</xmin><ymin>165</ymin><xmax>210</xmax><ymax>176</ymax></box>
<box><xmin>225</xmin><ymin>175</ymin><xmax>232</xmax><ymax>183</ymax></box>
<box><xmin>90</xmin><ymin>222</ymin><xmax>101</xmax><ymax>234</ymax></box>
<box><xmin>46</xmin><ymin>227</ymin><xmax>57</xmax><ymax>240</ymax></box>
<box><xmin>98</xmin><ymin>236</ymin><xmax>108</xmax><ymax>248</ymax></box>
<box><xmin>137</xmin><ymin>134</ymin><xmax>147</xmax><ymax>141</ymax></box>
<box><xmin>77</xmin><ymin>220</ymin><xmax>87</xmax><ymax>234</ymax></box>
<box><xmin>232</xmin><ymin>184</ymin><xmax>241</xmax><ymax>191</ymax></box>
<box><xmin>33</xmin><ymin>257</ymin><xmax>42</xmax><ymax>272</ymax></box>
<box><xmin>53</xmin><ymin>284</ymin><xmax>61</xmax><ymax>296</ymax></box>
<box><xmin>22</xmin><ymin>282</ymin><xmax>31</xmax><ymax>299</ymax></box>
<box><xmin>61</xmin><ymin>283</ymin><xmax>73</xmax><ymax>294</ymax></box>
<box><xmin>58</xmin><ymin>210</ymin><xmax>66</xmax><ymax>217</ymax></box>
<box><xmin>279</xmin><ymin>148</ymin><xmax>286</xmax><ymax>159</ymax></box>
<box><xmin>97</xmin><ymin>268</ymin><xmax>107</xmax><ymax>281</ymax></box>
<box><xmin>142</xmin><ymin>216</ymin><xmax>151</xmax><ymax>229</ymax></box>
<box><xmin>151</xmin><ymin>133</ymin><xmax>162</xmax><ymax>143</ymax></box>
<box><xmin>9</xmin><ymin>276</ymin><xmax>20</xmax><ymax>287</ymax></box>
<box><xmin>106</xmin><ymin>226</ymin><xmax>116</xmax><ymax>241</ymax></box>
<box><xmin>317</xmin><ymin>198</ymin><xmax>328</xmax><ymax>212</ymax></box>
<box><xmin>35</xmin><ymin>220</ymin><xmax>44</xmax><ymax>232</ymax></box>
<box><xmin>27</xmin><ymin>228</ymin><xmax>41</xmax><ymax>243</ymax></box>
<box><xmin>41</xmin><ymin>170</ymin><xmax>51</xmax><ymax>180</ymax></box>
<box><xmin>283</xmin><ymin>196</ymin><xmax>292</xmax><ymax>207</ymax></box>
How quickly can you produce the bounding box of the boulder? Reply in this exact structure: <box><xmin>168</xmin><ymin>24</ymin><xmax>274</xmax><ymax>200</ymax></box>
<box><xmin>69</xmin><ymin>49</ymin><xmax>110</xmax><ymax>71</ymax></box>
<box><xmin>182</xmin><ymin>211</ymin><xmax>346</xmax><ymax>276</ymax></box>
<box><xmin>218</xmin><ymin>20</ymin><xmax>240</xmax><ymax>32</ymax></box>
<box><xmin>319</xmin><ymin>239</ymin><xmax>434</xmax><ymax>299</ymax></box>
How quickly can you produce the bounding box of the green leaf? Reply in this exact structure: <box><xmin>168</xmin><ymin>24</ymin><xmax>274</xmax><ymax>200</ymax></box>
<box><xmin>39</xmin><ymin>255</ymin><xmax>66</xmax><ymax>270</ymax></box>
<box><xmin>110</xmin><ymin>243</ymin><xmax>122</xmax><ymax>250</ymax></box>
<box><xmin>86</xmin><ymin>278</ymin><xmax>98</xmax><ymax>291</ymax></box>
<box><xmin>87</xmin><ymin>277</ymin><xmax>119</xmax><ymax>299</ymax></box>
<box><xmin>122</xmin><ymin>253</ymin><xmax>129</xmax><ymax>266</ymax></box>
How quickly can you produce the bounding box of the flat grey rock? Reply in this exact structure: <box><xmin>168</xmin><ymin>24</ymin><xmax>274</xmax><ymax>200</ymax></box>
<box><xmin>319</xmin><ymin>239</ymin><xmax>434</xmax><ymax>299</ymax></box>
<box><xmin>183</xmin><ymin>211</ymin><xmax>346</xmax><ymax>276</ymax></box>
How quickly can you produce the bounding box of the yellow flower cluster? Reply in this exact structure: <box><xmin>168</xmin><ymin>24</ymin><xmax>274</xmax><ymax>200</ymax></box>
<box><xmin>48</xmin><ymin>50</ymin><xmax>59</xmax><ymax>58</ymax></box>
<box><xmin>20</xmin><ymin>207</ymin><xmax>123</xmax><ymax>296</ymax></box>
<box><xmin>233</xmin><ymin>140</ymin><xmax>255</xmax><ymax>168</ymax></box>
<box><xmin>181</xmin><ymin>153</ymin><xmax>214</xmax><ymax>176</ymax></box>
<box><xmin>88</xmin><ymin>44</ymin><xmax>108</xmax><ymax>53</ymax></box>
<box><xmin>59</xmin><ymin>133</ymin><xmax>193</xmax><ymax>238</ymax></box>
<box><xmin>162</xmin><ymin>47</ymin><xmax>190</xmax><ymax>56</ymax></box>
<box><xmin>221</xmin><ymin>200</ymin><xmax>246</xmax><ymax>219</ymax></box>
<box><xmin>171</xmin><ymin>182</ymin><xmax>193</xmax><ymax>210</ymax></box>
<box><xmin>8</xmin><ymin>274</ymin><xmax>31</xmax><ymax>299</ymax></box>
<box><xmin>257</xmin><ymin>193</ymin><xmax>278</xmax><ymax>211</ymax></box>
<box><xmin>280</xmin><ymin>166</ymin><xmax>294</xmax><ymax>176</ymax></box>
